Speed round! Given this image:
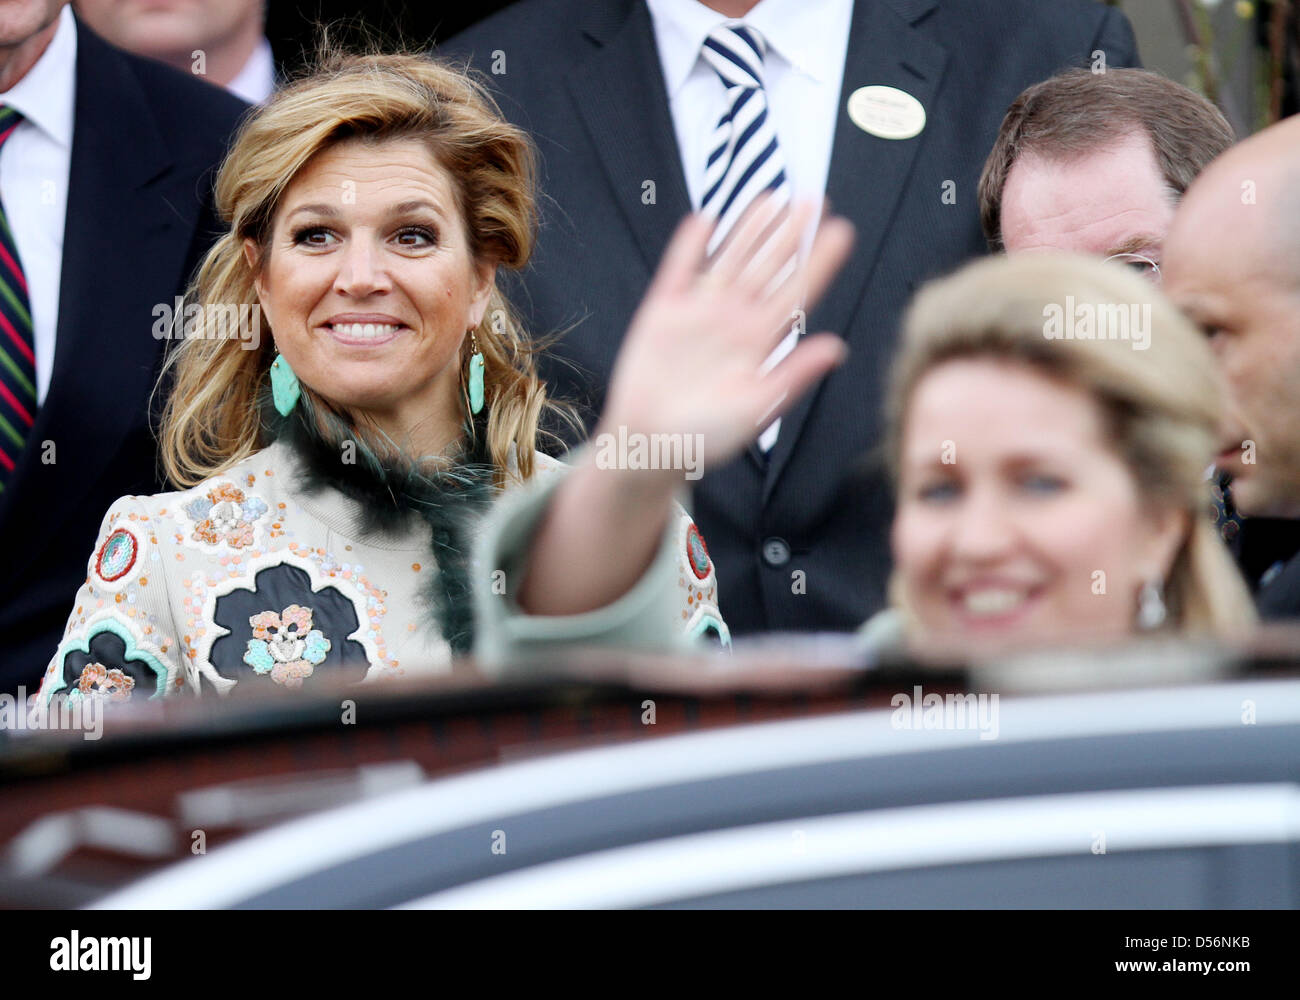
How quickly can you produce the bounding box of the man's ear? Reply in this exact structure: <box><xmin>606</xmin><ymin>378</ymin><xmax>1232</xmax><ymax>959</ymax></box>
<box><xmin>243</xmin><ymin>238</ymin><xmax>265</xmax><ymax>303</ymax></box>
<box><xmin>467</xmin><ymin>260</ymin><xmax>497</xmax><ymax>331</ymax></box>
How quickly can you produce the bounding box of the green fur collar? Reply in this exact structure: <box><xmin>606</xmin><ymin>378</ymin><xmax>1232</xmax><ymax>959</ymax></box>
<box><xmin>262</xmin><ymin>392</ymin><xmax>496</xmax><ymax>656</ymax></box>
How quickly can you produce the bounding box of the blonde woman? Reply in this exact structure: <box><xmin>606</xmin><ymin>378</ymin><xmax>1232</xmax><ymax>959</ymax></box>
<box><xmin>867</xmin><ymin>252</ymin><xmax>1256</xmax><ymax>657</ymax></box>
<box><xmin>37</xmin><ymin>52</ymin><xmax>852</xmax><ymax>705</ymax></box>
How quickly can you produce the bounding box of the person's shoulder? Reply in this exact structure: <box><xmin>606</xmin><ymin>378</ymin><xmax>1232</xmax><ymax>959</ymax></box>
<box><xmin>496</xmin><ymin>448</ymin><xmax>569</xmax><ymax>499</ymax></box>
<box><xmin>445</xmin><ymin>0</ymin><xmax>591</xmax><ymax>46</ymax></box>
<box><xmin>856</xmin><ymin>608</ymin><xmax>906</xmax><ymax>659</ymax></box>
<box><xmin>530</xmin><ymin>450</ymin><xmax>568</xmax><ymax>478</ymax></box>
<box><xmin>901</xmin><ymin>0</ymin><xmax>1132</xmax><ymax>57</ymax></box>
<box><xmin>1255</xmin><ymin>551</ymin><xmax>1300</xmax><ymax>621</ymax></box>
<box><xmin>81</xmin><ymin>447</ymin><xmax>289</xmax><ymax>588</ymax></box>
<box><xmin>923</xmin><ymin>0</ymin><xmax>1117</xmax><ymax>29</ymax></box>
<box><xmin>910</xmin><ymin>0</ymin><xmax>1137</xmax><ymax>88</ymax></box>
<box><xmin>115</xmin><ymin>446</ymin><xmax>284</xmax><ymax>522</ymax></box>
<box><xmin>441</xmin><ymin>0</ymin><xmax>604</xmax><ymax>71</ymax></box>
<box><xmin>75</xmin><ymin>16</ymin><xmax>249</xmax><ymax>141</ymax></box>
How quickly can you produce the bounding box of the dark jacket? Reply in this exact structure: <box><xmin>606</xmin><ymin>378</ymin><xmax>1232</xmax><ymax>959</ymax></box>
<box><xmin>1257</xmin><ymin>556</ymin><xmax>1300</xmax><ymax>619</ymax></box>
<box><xmin>0</xmin><ymin>17</ymin><xmax>248</xmax><ymax>692</ymax></box>
<box><xmin>443</xmin><ymin>0</ymin><xmax>1139</xmax><ymax>635</ymax></box>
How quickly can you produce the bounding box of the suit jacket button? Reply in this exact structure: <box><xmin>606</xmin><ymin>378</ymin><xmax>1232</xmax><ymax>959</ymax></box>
<box><xmin>762</xmin><ymin>537</ymin><xmax>791</xmax><ymax>567</ymax></box>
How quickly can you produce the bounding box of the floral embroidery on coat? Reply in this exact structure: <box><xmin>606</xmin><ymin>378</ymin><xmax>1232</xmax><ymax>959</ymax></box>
<box><xmin>95</xmin><ymin>528</ymin><xmax>139</xmax><ymax>584</ymax></box>
<box><xmin>68</xmin><ymin>662</ymin><xmax>136</xmax><ymax>705</ymax></box>
<box><xmin>43</xmin><ymin>442</ymin><xmax>724</xmax><ymax>706</ymax></box>
<box><xmin>184</xmin><ymin>483</ymin><xmax>269</xmax><ymax>549</ymax></box>
<box><xmin>242</xmin><ymin>604</ymin><xmax>332</xmax><ymax>688</ymax></box>
<box><xmin>45</xmin><ymin>613</ymin><xmax>177</xmax><ymax>707</ymax></box>
<box><xmin>675</xmin><ymin>514</ymin><xmax>730</xmax><ymax>646</ymax></box>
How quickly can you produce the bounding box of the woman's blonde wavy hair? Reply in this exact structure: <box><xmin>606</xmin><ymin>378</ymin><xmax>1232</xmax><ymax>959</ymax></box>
<box><xmin>158</xmin><ymin>48</ymin><xmax>574</xmax><ymax>487</ymax></box>
<box><xmin>885</xmin><ymin>252</ymin><xmax>1256</xmax><ymax>638</ymax></box>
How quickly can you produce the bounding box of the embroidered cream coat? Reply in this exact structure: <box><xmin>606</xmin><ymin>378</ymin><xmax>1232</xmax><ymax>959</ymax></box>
<box><xmin>35</xmin><ymin>440</ymin><xmax>728</xmax><ymax>706</ymax></box>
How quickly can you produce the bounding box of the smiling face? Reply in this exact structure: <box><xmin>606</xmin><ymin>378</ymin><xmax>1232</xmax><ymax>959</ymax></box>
<box><xmin>247</xmin><ymin>137</ymin><xmax>494</xmax><ymax>450</ymax></box>
<box><xmin>891</xmin><ymin>358</ymin><xmax>1186</xmax><ymax>653</ymax></box>
<box><xmin>1000</xmin><ymin>130</ymin><xmax>1175</xmax><ymax>274</ymax></box>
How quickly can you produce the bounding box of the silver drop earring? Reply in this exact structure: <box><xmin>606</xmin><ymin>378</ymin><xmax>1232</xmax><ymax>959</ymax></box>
<box><xmin>1136</xmin><ymin>579</ymin><xmax>1167</xmax><ymax>631</ymax></box>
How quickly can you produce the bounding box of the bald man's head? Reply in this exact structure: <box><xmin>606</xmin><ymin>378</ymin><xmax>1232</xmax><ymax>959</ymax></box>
<box><xmin>1163</xmin><ymin>116</ymin><xmax>1300</xmax><ymax>518</ymax></box>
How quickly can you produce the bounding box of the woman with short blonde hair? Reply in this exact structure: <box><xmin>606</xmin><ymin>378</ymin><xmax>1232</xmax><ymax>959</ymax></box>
<box><xmin>879</xmin><ymin>252</ymin><xmax>1254</xmax><ymax>654</ymax></box>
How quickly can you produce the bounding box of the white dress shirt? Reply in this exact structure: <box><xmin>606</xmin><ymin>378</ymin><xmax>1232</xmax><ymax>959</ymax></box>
<box><xmin>647</xmin><ymin>0</ymin><xmax>851</xmax><ymax>215</ymax></box>
<box><xmin>227</xmin><ymin>36</ymin><xmax>276</xmax><ymax>105</ymax></box>
<box><xmin>646</xmin><ymin>0</ymin><xmax>853</xmax><ymax>449</ymax></box>
<box><xmin>0</xmin><ymin>3</ymin><xmax>76</xmax><ymax>408</ymax></box>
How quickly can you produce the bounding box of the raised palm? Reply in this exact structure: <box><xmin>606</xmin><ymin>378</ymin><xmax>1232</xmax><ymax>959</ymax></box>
<box><xmin>600</xmin><ymin>199</ymin><xmax>855</xmax><ymax>474</ymax></box>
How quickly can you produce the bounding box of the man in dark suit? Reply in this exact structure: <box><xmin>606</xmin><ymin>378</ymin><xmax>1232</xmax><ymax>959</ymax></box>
<box><xmin>444</xmin><ymin>0</ymin><xmax>1139</xmax><ymax>635</ymax></box>
<box><xmin>0</xmin><ymin>2</ymin><xmax>246</xmax><ymax>691</ymax></box>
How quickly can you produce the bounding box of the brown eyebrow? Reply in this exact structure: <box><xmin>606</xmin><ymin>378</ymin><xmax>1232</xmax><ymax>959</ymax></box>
<box><xmin>906</xmin><ymin>452</ymin><xmax>1069</xmax><ymax>468</ymax></box>
<box><xmin>391</xmin><ymin>200</ymin><xmax>444</xmax><ymax>216</ymax></box>
<box><xmin>999</xmin><ymin>453</ymin><xmax>1072</xmax><ymax>474</ymax></box>
<box><xmin>285</xmin><ymin>203</ymin><xmax>340</xmax><ymax>220</ymax></box>
<box><xmin>284</xmin><ymin>200</ymin><xmax>447</xmax><ymax>222</ymax></box>
<box><xmin>1103</xmin><ymin>233</ymin><xmax>1163</xmax><ymax>258</ymax></box>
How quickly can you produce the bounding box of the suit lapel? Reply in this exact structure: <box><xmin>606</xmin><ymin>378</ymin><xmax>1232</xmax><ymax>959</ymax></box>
<box><xmin>762</xmin><ymin>0</ymin><xmax>947</xmax><ymax>504</ymax></box>
<box><xmin>0</xmin><ymin>22</ymin><xmax>192</xmax><ymax>575</ymax></box>
<box><xmin>565</xmin><ymin>0</ymin><xmax>692</xmax><ymax>274</ymax></box>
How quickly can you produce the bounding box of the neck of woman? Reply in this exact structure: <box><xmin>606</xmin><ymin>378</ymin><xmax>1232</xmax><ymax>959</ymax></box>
<box><xmin>360</xmin><ymin>387</ymin><xmax>467</xmax><ymax>463</ymax></box>
<box><xmin>266</xmin><ymin>391</ymin><xmax>497</xmax><ymax>654</ymax></box>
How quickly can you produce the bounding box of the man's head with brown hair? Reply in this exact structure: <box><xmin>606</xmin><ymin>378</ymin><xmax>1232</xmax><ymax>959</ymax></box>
<box><xmin>978</xmin><ymin>68</ymin><xmax>1234</xmax><ymax>268</ymax></box>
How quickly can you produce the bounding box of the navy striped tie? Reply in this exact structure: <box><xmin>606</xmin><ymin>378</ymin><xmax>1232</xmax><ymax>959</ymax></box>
<box><xmin>700</xmin><ymin>25</ymin><xmax>797</xmax><ymax>449</ymax></box>
<box><xmin>0</xmin><ymin>104</ymin><xmax>35</xmax><ymax>491</ymax></box>
<box><xmin>700</xmin><ymin>23</ymin><xmax>793</xmax><ymax>256</ymax></box>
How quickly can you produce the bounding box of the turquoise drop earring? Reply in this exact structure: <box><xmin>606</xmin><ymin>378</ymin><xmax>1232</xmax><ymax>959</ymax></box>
<box><xmin>270</xmin><ymin>352</ymin><xmax>301</xmax><ymax>416</ymax></box>
<box><xmin>468</xmin><ymin>330</ymin><xmax>485</xmax><ymax>415</ymax></box>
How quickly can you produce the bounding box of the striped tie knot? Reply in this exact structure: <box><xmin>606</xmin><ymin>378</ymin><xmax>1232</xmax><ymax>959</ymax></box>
<box><xmin>699</xmin><ymin>22</ymin><xmax>791</xmax><ymax>253</ymax></box>
<box><xmin>701</xmin><ymin>23</ymin><xmax>769</xmax><ymax>91</ymax></box>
